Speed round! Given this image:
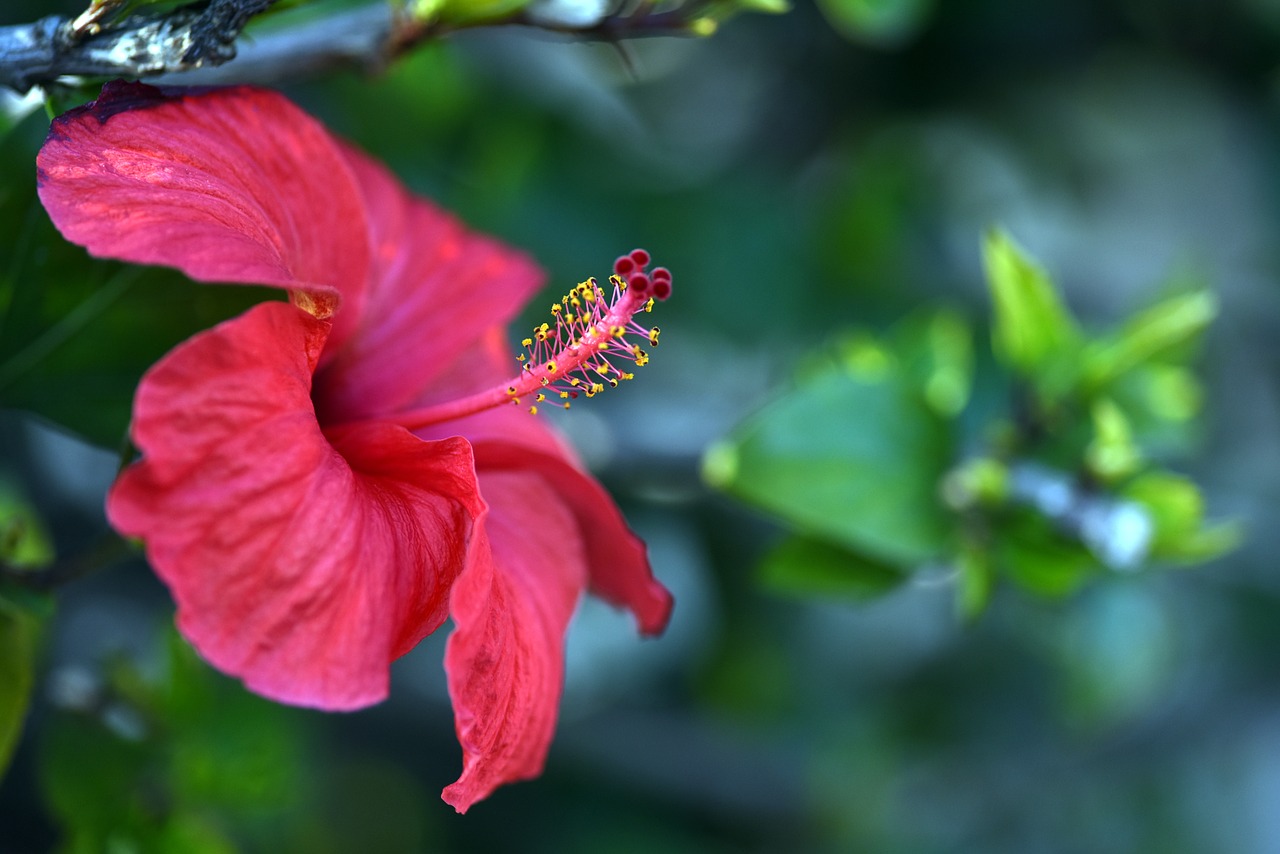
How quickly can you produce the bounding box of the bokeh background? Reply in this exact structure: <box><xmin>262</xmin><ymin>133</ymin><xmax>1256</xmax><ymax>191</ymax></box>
<box><xmin>4</xmin><ymin>0</ymin><xmax>1280</xmax><ymax>850</ymax></box>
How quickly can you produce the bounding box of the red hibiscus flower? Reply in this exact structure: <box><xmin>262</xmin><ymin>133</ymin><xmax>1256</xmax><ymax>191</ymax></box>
<box><xmin>36</xmin><ymin>81</ymin><xmax>673</xmax><ymax>812</ymax></box>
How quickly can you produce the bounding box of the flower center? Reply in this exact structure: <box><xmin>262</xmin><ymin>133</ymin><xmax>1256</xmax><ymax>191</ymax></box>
<box><xmin>390</xmin><ymin>250</ymin><xmax>671</xmax><ymax>431</ymax></box>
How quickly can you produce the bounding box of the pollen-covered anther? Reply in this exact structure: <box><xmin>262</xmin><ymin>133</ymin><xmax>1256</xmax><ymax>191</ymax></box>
<box><xmin>396</xmin><ymin>251</ymin><xmax>672</xmax><ymax>426</ymax></box>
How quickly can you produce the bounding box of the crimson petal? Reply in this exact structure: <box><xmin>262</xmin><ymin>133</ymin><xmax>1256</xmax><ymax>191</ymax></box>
<box><xmin>412</xmin><ymin>370</ymin><xmax>673</xmax><ymax>637</ymax></box>
<box><xmin>313</xmin><ymin>147</ymin><xmax>544</xmax><ymax>420</ymax></box>
<box><xmin>477</xmin><ymin>438</ymin><xmax>673</xmax><ymax>636</ymax></box>
<box><xmin>37</xmin><ymin>83</ymin><xmax>371</xmax><ymax>348</ymax></box>
<box><xmin>443</xmin><ymin>471</ymin><xmax>587</xmax><ymax>812</ymax></box>
<box><xmin>108</xmin><ymin>302</ymin><xmax>484</xmax><ymax>710</ymax></box>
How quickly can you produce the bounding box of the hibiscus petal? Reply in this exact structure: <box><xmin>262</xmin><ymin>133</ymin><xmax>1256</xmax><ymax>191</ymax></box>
<box><xmin>36</xmin><ymin>82</ymin><xmax>371</xmax><ymax>344</ymax></box>
<box><xmin>442</xmin><ymin>471</ymin><xmax>586</xmax><ymax>812</ymax></box>
<box><xmin>410</xmin><ymin>347</ymin><xmax>673</xmax><ymax>638</ymax></box>
<box><xmin>313</xmin><ymin>147</ymin><xmax>544</xmax><ymax>420</ymax></box>
<box><xmin>476</xmin><ymin>437</ymin><xmax>673</xmax><ymax>637</ymax></box>
<box><xmin>108</xmin><ymin>301</ymin><xmax>484</xmax><ymax>710</ymax></box>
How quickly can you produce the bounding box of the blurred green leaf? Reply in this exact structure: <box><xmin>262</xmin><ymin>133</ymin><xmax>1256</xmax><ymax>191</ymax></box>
<box><xmin>41</xmin><ymin>708</ymin><xmax>154</xmax><ymax>847</ymax></box>
<box><xmin>759</xmin><ymin>535</ymin><xmax>906</xmax><ymax>601</ymax></box>
<box><xmin>1139</xmin><ymin>364</ymin><xmax>1203</xmax><ymax>423</ymax></box>
<box><xmin>0</xmin><ymin>92</ymin><xmax>40</xmax><ymax>140</ymax></box>
<box><xmin>412</xmin><ymin>0</ymin><xmax>530</xmax><ymax>26</ymax></box>
<box><xmin>1082</xmin><ymin>291</ymin><xmax>1217</xmax><ymax>389</ymax></box>
<box><xmin>940</xmin><ymin>456</ymin><xmax>1009</xmax><ymax>511</ymax></box>
<box><xmin>815</xmin><ymin>0</ymin><xmax>933</xmax><ymax>45</ymax></box>
<box><xmin>0</xmin><ymin>481</ymin><xmax>53</xmax><ymax>570</ymax></box>
<box><xmin>982</xmin><ymin>228</ymin><xmax>1080</xmax><ymax>381</ymax></box>
<box><xmin>156</xmin><ymin>813</ymin><xmax>240</xmax><ymax>854</ymax></box>
<box><xmin>704</xmin><ymin>354</ymin><xmax>954</xmax><ymax>566</ymax></box>
<box><xmin>0</xmin><ymin>113</ymin><xmax>273</xmax><ymax>447</ymax></box>
<box><xmin>1123</xmin><ymin>471</ymin><xmax>1240</xmax><ymax>562</ymax></box>
<box><xmin>997</xmin><ymin>515</ymin><xmax>1099</xmax><ymax>597</ymax></box>
<box><xmin>161</xmin><ymin>634</ymin><xmax>306</xmax><ymax>815</ymax></box>
<box><xmin>893</xmin><ymin>310</ymin><xmax>973</xmax><ymax>418</ymax></box>
<box><xmin>41</xmin><ymin>627</ymin><xmax>314</xmax><ymax>851</ymax></box>
<box><xmin>955</xmin><ymin>546</ymin><xmax>993</xmax><ymax>621</ymax></box>
<box><xmin>0</xmin><ymin>596</ymin><xmax>40</xmax><ymax>779</ymax></box>
<box><xmin>736</xmin><ymin>0</ymin><xmax>791</xmax><ymax>13</ymax></box>
<box><xmin>1085</xmin><ymin>398</ymin><xmax>1142</xmax><ymax>482</ymax></box>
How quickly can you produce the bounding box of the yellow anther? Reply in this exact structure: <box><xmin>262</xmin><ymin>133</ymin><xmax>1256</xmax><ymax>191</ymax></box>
<box><xmin>569</xmin><ymin>377</ymin><xmax>581</xmax><ymax>386</ymax></box>
<box><xmin>529</xmin><ymin>406</ymin><xmax>538</xmax><ymax>415</ymax></box>
<box><xmin>517</xmin><ymin>354</ymin><xmax>526</xmax><ymax>362</ymax></box>
<box><xmin>522</xmin><ymin>337</ymin><xmax>533</xmax><ymax>347</ymax></box>
<box><xmin>506</xmin><ymin>385</ymin><xmax>517</xmax><ymax>395</ymax></box>
<box><xmin>599</xmin><ymin>342</ymin><xmax>610</xmax><ymax>351</ymax></box>
<box><xmin>536</xmin><ymin>393</ymin><xmax>546</xmax><ymax>402</ymax></box>
<box><xmin>546</xmin><ymin>361</ymin><xmax>558</xmax><ymax>374</ymax></box>
<box><xmin>610</xmin><ymin>325</ymin><xmax>625</xmax><ymax>338</ymax></box>
<box><xmin>649</xmin><ymin>327</ymin><xmax>661</xmax><ymax>346</ymax></box>
<box><xmin>560</xmin><ymin>392</ymin><xmax>570</xmax><ymax>399</ymax></box>
<box><xmin>540</xmin><ymin>376</ymin><xmax>550</xmax><ymax>387</ymax></box>
<box><xmin>621</xmin><ymin>372</ymin><xmax>634</xmax><ymax>380</ymax></box>
<box><xmin>551</xmin><ymin>304</ymin><xmax>562</xmax><ymax>314</ymax></box>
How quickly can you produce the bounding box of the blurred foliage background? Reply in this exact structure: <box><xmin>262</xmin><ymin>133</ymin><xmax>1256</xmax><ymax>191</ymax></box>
<box><xmin>4</xmin><ymin>0</ymin><xmax>1280</xmax><ymax>851</ymax></box>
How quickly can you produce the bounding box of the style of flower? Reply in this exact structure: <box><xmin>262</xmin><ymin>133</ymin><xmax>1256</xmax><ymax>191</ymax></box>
<box><xmin>36</xmin><ymin>81</ymin><xmax>673</xmax><ymax>812</ymax></box>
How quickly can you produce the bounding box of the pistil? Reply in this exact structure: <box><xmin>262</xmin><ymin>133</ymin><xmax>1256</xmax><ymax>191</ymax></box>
<box><xmin>390</xmin><ymin>250</ymin><xmax>671</xmax><ymax>431</ymax></box>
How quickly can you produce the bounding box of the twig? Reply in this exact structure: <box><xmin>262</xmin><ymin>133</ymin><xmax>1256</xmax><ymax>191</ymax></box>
<box><xmin>0</xmin><ymin>0</ymin><xmax>281</xmax><ymax>93</ymax></box>
<box><xmin>1</xmin><ymin>0</ymin><xmax>705</xmax><ymax>93</ymax></box>
<box><xmin>0</xmin><ymin>533</ymin><xmax>134</xmax><ymax>593</ymax></box>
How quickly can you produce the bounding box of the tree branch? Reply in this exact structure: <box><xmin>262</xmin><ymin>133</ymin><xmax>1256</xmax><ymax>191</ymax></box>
<box><xmin>1</xmin><ymin>0</ymin><xmax>706</xmax><ymax>94</ymax></box>
<box><xmin>0</xmin><ymin>0</ymin><xmax>281</xmax><ymax>93</ymax></box>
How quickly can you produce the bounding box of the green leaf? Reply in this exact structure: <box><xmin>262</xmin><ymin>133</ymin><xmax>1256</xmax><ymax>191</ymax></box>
<box><xmin>0</xmin><ymin>596</ymin><xmax>40</xmax><ymax>780</ymax></box>
<box><xmin>40</xmin><ymin>627</ymin><xmax>312</xmax><ymax>849</ymax></box>
<box><xmin>40</xmin><ymin>709</ymin><xmax>155</xmax><ymax>848</ymax></box>
<box><xmin>815</xmin><ymin>0</ymin><xmax>933</xmax><ymax>46</ymax></box>
<box><xmin>892</xmin><ymin>310</ymin><xmax>974</xmax><ymax>418</ymax></box>
<box><xmin>758</xmin><ymin>535</ymin><xmax>907</xmax><ymax>602</ymax></box>
<box><xmin>704</xmin><ymin>354</ymin><xmax>954</xmax><ymax>566</ymax></box>
<box><xmin>1085</xmin><ymin>398</ymin><xmax>1142</xmax><ymax>482</ymax></box>
<box><xmin>1123</xmin><ymin>471</ymin><xmax>1241</xmax><ymax>562</ymax></box>
<box><xmin>0</xmin><ymin>482</ymin><xmax>53</xmax><ymax>570</ymax></box>
<box><xmin>411</xmin><ymin>0</ymin><xmax>530</xmax><ymax>26</ymax></box>
<box><xmin>954</xmin><ymin>546</ymin><xmax>994</xmax><ymax>621</ymax></box>
<box><xmin>0</xmin><ymin>91</ymin><xmax>40</xmax><ymax>142</ymax></box>
<box><xmin>1082</xmin><ymin>290</ymin><xmax>1217</xmax><ymax>389</ymax></box>
<box><xmin>737</xmin><ymin>0</ymin><xmax>791</xmax><ymax>13</ymax></box>
<box><xmin>0</xmin><ymin>115</ymin><xmax>273</xmax><ymax>446</ymax></box>
<box><xmin>981</xmin><ymin>228</ymin><xmax>1080</xmax><ymax>379</ymax></box>
<box><xmin>997</xmin><ymin>515</ymin><xmax>1100</xmax><ymax>598</ymax></box>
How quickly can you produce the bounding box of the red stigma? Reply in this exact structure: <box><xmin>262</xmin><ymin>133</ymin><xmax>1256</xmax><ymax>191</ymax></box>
<box><xmin>619</xmin><ymin>248</ymin><xmax>672</xmax><ymax>301</ymax></box>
